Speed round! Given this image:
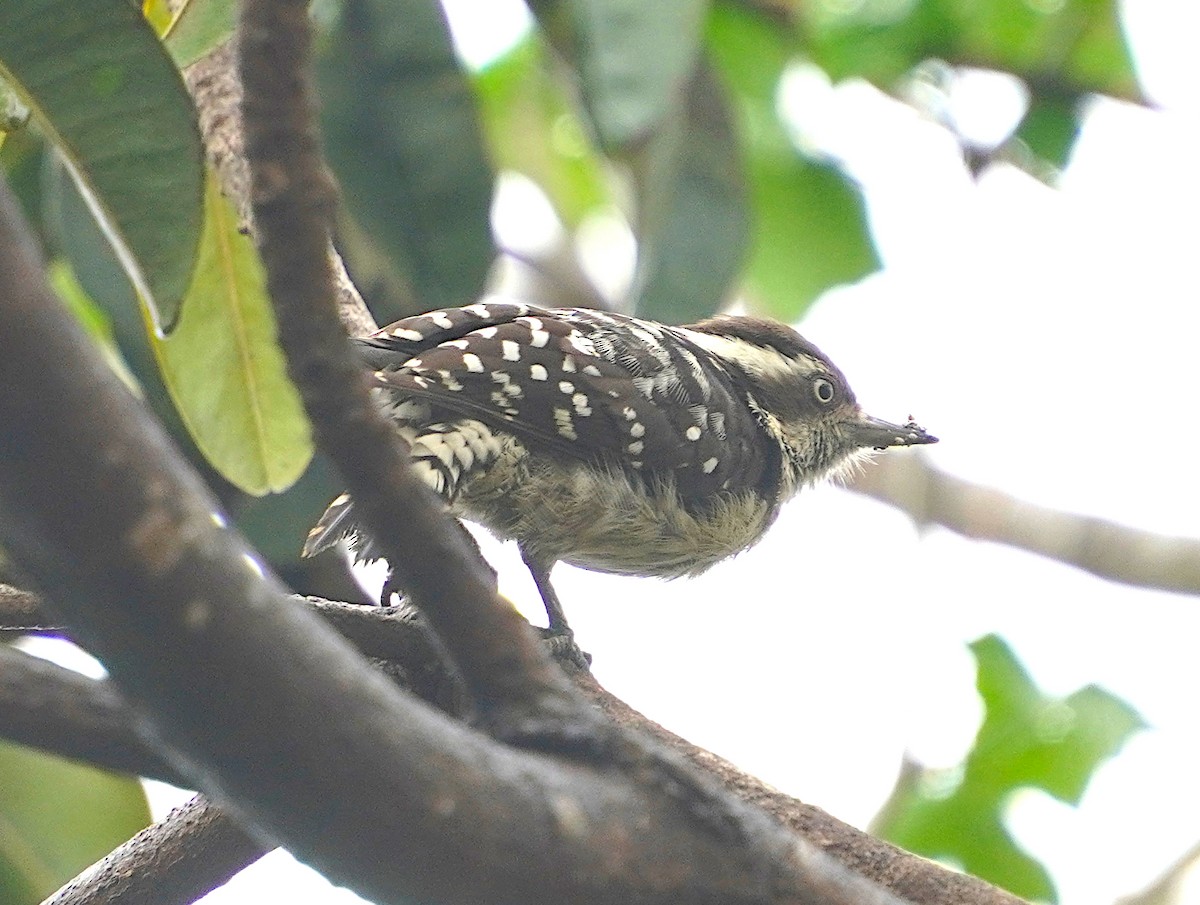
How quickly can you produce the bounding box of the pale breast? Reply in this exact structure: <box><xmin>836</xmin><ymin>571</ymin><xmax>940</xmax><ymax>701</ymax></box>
<box><xmin>454</xmin><ymin>452</ymin><xmax>779</xmax><ymax>579</ymax></box>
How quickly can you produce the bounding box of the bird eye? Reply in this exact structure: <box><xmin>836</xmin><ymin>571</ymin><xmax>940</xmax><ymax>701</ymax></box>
<box><xmin>812</xmin><ymin>377</ymin><xmax>836</xmax><ymax>405</ymax></box>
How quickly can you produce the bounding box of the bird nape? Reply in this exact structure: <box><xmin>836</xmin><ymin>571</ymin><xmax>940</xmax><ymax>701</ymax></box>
<box><xmin>304</xmin><ymin>299</ymin><xmax>937</xmax><ymax>654</ymax></box>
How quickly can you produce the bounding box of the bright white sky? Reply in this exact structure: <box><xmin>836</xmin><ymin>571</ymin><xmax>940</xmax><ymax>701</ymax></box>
<box><xmin>96</xmin><ymin>1</ymin><xmax>1200</xmax><ymax>903</ymax></box>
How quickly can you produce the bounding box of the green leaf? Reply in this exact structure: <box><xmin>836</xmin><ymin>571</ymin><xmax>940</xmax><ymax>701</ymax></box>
<box><xmin>316</xmin><ymin>0</ymin><xmax>495</xmax><ymax>317</ymax></box>
<box><xmin>474</xmin><ymin>37</ymin><xmax>609</xmax><ymax>228</ymax></box>
<box><xmin>632</xmin><ymin>60</ymin><xmax>748</xmax><ymax>323</ymax></box>
<box><xmin>746</xmin><ymin>158</ymin><xmax>877</xmax><ymax>322</ymax></box>
<box><xmin>149</xmin><ymin>173</ymin><xmax>314</xmax><ymax>496</ymax></box>
<box><xmin>536</xmin><ymin>0</ymin><xmax>712</xmax><ymax>148</ymax></box>
<box><xmin>871</xmin><ymin>634</ymin><xmax>1144</xmax><ymax>902</ymax></box>
<box><xmin>708</xmin><ymin>4</ymin><xmax>878</xmax><ymax>320</ymax></box>
<box><xmin>48</xmin><ymin>260</ymin><xmax>140</xmax><ymax>394</ymax></box>
<box><xmin>801</xmin><ymin>0</ymin><xmax>1139</xmax><ymax>102</ymax></box>
<box><xmin>0</xmin><ymin>739</ymin><xmax>150</xmax><ymax>904</ymax></box>
<box><xmin>163</xmin><ymin>0</ymin><xmax>236</xmax><ymax>69</ymax></box>
<box><xmin>1014</xmin><ymin>94</ymin><xmax>1080</xmax><ymax>170</ymax></box>
<box><xmin>0</xmin><ymin>0</ymin><xmax>205</xmax><ymax>330</ymax></box>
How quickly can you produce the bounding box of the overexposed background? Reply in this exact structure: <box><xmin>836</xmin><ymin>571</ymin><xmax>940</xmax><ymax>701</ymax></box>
<box><xmin>55</xmin><ymin>0</ymin><xmax>1200</xmax><ymax>901</ymax></box>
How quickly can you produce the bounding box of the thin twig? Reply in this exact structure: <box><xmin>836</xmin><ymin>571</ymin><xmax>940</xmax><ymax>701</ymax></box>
<box><xmin>848</xmin><ymin>454</ymin><xmax>1200</xmax><ymax>596</ymax></box>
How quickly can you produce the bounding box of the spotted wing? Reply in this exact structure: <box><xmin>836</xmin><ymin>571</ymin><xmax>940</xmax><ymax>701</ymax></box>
<box><xmin>365</xmin><ymin>304</ymin><xmax>779</xmax><ymax>504</ymax></box>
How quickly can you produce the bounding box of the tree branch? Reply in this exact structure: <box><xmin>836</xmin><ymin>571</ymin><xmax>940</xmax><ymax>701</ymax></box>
<box><xmin>43</xmin><ymin>795</ymin><xmax>267</xmax><ymax>905</ymax></box>
<box><xmin>848</xmin><ymin>454</ymin><xmax>1200</xmax><ymax>596</ymax></box>
<box><xmin>0</xmin><ymin>585</ymin><xmax>1022</xmax><ymax>905</ymax></box>
<box><xmin>0</xmin><ymin>581</ymin><xmax>60</xmax><ymax>634</ymax></box>
<box><xmin>183</xmin><ymin>40</ymin><xmax>377</xmax><ymax>337</ymax></box>
<box><xmin>0</xmin><ymin>644</ymin><xmax>183</xmax><ymax>785</ymax></box>
<box><xmin>238</xmin><ymin>0</ymin><xmax>578</xmax><ymax>724</ymax></box>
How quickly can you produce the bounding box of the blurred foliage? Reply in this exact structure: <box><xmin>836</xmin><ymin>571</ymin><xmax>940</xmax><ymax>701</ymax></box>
<box><xmin>316</xmin><ymin>0</ymin><xmax>495</xmax><ymax>321</ymax></box>
<box><xmin>707</xmin><ymin>3</ymin><xmax>878</xmax><ymax>322</ymax></box>
<box><xmin>0</xmin><ymin>738</ymin><xmax>150</xmax><ymax>904</ymax></box>
<box><xmin>871</xmin><ymin>635</ymin><xmax>1144</xmax><ymax>902</ymax></box>
<box><xmin>473</xmin><ymin>37</ymin><xmax>609</xmax><ymax>228</ymax></box>
<box><xmin>793</xmin><ymin>0</ymin><xmax>1136</xmax><ymax>174</ymax></box>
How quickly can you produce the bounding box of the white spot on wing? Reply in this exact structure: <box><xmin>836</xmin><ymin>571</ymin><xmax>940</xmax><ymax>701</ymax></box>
<box><xmin>530</xmin><ymin>364</ymin><xmax>548</xmax><ymax>381</ymax></box>
<box><xmin>430</xmin><ymin>312</ymin><xmax>454</xmax><ymax>329</ymax></box>
<box><xmin>566</xmin><ymin>332</ymin><xmax>596</xmax><ymax>356</ymax></box>
<box><xmin>559</xmin><ymin>381</ymin><xmax>575</xmax><ymax>394</ymax></box>
<box><xmin>702</xmin><ymin>457</ymin><xmax>719</xmax><ymax>474</ymax></box>
<box><xmin>501</xmin><ymin>340</ymin><xmax>521</xmax><ymax>362</ymax></box>
<box><xmin>462</xmin><ymin>353</ymin><xmax>485</xmax><ymax>373</ymax></box>
<box><xmin>553</xmin><ymin>408</ymin><xmax>578</xmax><ymax>440</ymax></box>
<box><xmin>477</xmin><ymin>326</ymin><xmax>499</xmax><ymax>339</ymax></box>
<box><xmin>630</xmin><ymin>422</ymin><xmax>645</xmax><ymax>438</ymax></box>
<box><xmin>686</xmin><ymin>426</ymin><xmax>701</xmax><ymax>441</ymax></box>
<box><xmin>390</xmin><ymin>327</ymin><xmax>424</xmax><ymax>341</ymax></box>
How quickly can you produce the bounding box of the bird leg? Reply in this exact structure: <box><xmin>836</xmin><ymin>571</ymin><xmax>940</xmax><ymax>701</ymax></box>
<box><xmin>520</xmin><ymin>546</ymin><xmax>591</xmax><ymax>669</ymax></box>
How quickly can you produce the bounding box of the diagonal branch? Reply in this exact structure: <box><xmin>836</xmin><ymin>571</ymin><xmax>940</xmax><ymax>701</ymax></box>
<box><xmin>237</xmin><ymin>0</ymin><xmax>574</xmax><ymax>723</ymax></box>
<box><xmin>847</xmin><ymin>454</ymin><xmax>1200</xmax><ymax>596</ymax></box>
<box><xmin>1</xmin><ymin>586</ymin><xmax>1021</xmax><ymax>905</ymax></box>
<box><xmin>43</xmin><ymin>794</ymin><xmax>267</xmax><ymax>905</ymax></box>
<box><xmin>0</xmin><ymin>644</ymin><xmax>183</xmax><ymax>786</ymax></box>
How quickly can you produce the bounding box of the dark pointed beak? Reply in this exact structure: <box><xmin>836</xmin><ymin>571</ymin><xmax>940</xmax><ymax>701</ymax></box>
<box><xmin>847</xmin><ymin>414</ymin><xmax>938</xmax><ymax>450</ymax></box>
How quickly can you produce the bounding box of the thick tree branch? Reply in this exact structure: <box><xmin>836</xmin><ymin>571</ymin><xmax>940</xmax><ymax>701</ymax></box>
<box><xmin>0</xmin><ymin>173</ymin><xmax>915</xmax><ymax>905</ymax></box>
<box><xmin>848</xmin><ymin>454</ymin><xmax>1200</xmax><ymax>596</ymax></box>
<box><xmin>184</xmin><ymin>41</ymin><xmax>378</xmax><ymax>337</ymax></box>
<box><xmin>1</xmin><ymin>586</ymin><xmax>1021</xmax><ymax>905</ymax></box>
<box><xmin>43</xmin><ymin>795</ymin><xmax>267</xmax><ymax>905</ymax></box>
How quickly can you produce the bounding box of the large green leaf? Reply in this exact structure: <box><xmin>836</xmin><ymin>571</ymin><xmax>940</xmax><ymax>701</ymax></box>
<box><xmin>0</xmin><ymin>0</ymin><xmax>205</xmax><ymax>330</ymax></box>
<box><xmin>632</xmin><ymin>60</ymin><xmax>748</xmax><ymax>324</ymax></box>
<box><xmin>0</xmin><ymin>739</ymin><xmax>150</xmax><ymax>904</ymax></box>
<box><xmin>524</xmin><ymin>1</ymin><xmax>744</xmax><ymax>322</ymax></box>
<box><xmin>149</xmin><ymin>173</ymin><xmax>314</xmax><ymax>496</ymax></box>
<box><xmin>708</xmin><ymin>4</ymin><xmax>877</xmax><ymax>320</ymax></box>
<box><xmin>316</xmin><ymin>0</ymin><xmax>495</xmax><ymax>318</ymax></box>
<box><xmin>533</xmin><ymin>0</ymin><xmax>712</xmax><ymax>148</ymax></box>
<box><xmin>871</xmin><ymin>635</ymin><xmax>1144</xmax><ymax>902</ymax></box>
<box><xmin>474</xmin><ymin>37</ymin><xmax>609</xmax><ymax>228</ymax></box>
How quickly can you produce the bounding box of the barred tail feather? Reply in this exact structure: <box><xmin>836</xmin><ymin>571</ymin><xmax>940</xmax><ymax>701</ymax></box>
<box><xmin>303</xmin><ymin>493</ymin><xmax>358</xmax><ymax>558</ymax></box>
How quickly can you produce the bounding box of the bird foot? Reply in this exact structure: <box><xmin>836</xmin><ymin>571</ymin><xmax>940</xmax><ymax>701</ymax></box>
<box><xmin>535</xmin><ymin>626</ymin><xmax>592</xmax><ymax>671</ymax></box>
